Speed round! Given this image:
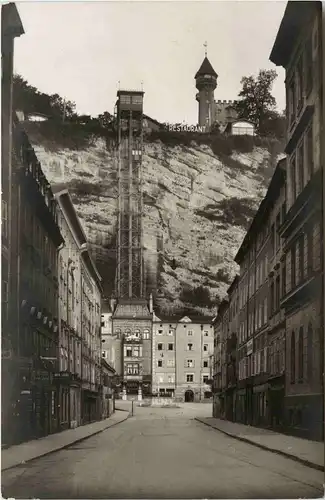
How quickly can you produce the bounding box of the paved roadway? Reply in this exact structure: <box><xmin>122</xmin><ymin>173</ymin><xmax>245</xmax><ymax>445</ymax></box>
<box><xmin>2</xmin><ymin>403</ymin><xmax>323</xmax><ymax>499</ymax></box>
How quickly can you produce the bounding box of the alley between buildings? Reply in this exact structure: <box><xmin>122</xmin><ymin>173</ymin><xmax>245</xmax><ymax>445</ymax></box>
<box><xmin>2</xmin><ymin>404</ymin><xmax>323</xmax><ymax>499</ymax></box>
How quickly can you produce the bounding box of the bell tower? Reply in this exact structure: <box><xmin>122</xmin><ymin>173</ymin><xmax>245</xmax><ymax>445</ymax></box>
<box><xmin>195</xmin><ymin>43</ymin><xmax>218</xmax><ymax>130</ymax></box>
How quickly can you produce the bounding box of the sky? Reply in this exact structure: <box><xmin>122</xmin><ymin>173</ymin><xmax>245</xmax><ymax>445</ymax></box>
<box><xmin>14</xmin><ymin>1</ymin><xmax>287</xmax><ymax>125</ymax></box>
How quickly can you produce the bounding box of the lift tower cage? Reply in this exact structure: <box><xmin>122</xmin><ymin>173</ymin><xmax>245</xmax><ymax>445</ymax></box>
<box><xmin>115</xmin><ymin>90</ymin><xmax>145</xmax><ymax>299</ymax></box>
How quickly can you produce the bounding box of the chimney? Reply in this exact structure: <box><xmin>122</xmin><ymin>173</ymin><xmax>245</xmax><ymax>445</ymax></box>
<box><xmin>149</xmin><ymin>293</ymin><xmax>153</xmax><ymax>313</ymax></box>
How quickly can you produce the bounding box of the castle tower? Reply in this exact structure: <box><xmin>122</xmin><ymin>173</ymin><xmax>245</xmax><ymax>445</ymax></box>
<box><xmin>195</xmin><ymin>45</ymin><xmax>218</xmax><ymax>130</ymax></box>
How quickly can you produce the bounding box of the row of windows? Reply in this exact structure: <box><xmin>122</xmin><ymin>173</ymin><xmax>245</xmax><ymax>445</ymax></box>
<box><xmin>124</xmin><ymin>363</ymin><xmax>142</xmax><ymax>375</ymax></box>
<box><xmin>269</xmin><ymin>337</ymin><xmax>285</xmax><ymax>377</ymax></box>
<box><xmin>184</xmin><ymin>374</ymin><xmax>210</xmax><ymax>383</ymax></box>
<box><xmin>238</xmin><ymin>347</ymin><xmax>268</xmax><ymax>380</ymax></box>
<box><xmin>114</xmin><ymin>329</ymin><xmax>150</xmax><ymax>340</ymax></box>
<box><xmin>157</xmin><ymin>359</ymin><xmax>175</xmax><ymax>368</ymax></box>
<box><xmin>156</xmin><ymin>328</ymin><xmax>210</xmax><ymax>336</ymax></box>
<box><xmin>156</xmin><ymin>374</ymin><xmax>175</xmax><ymax>384</ymax></box>
<box><xmin>124</xmin><ymin>346</ymin><xmax>143</xmax><ymax>357</ymax></box>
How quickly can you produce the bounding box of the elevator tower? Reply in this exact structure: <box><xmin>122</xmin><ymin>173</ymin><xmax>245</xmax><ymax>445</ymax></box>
<box><xmin>115</xmin><ymin>90</ymin><xmax>145</xmax><ymax>299</ymax></box>
<box><xmin>112</xmin><ymin>90</ymin><xmax>152</xmax><ymax>400</ymax></box>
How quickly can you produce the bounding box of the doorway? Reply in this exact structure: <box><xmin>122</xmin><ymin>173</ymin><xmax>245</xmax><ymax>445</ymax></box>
<box><xmin>185</xmin><ymin>390</ymin><xmax>194</xmax><ymax>403</ymax></box>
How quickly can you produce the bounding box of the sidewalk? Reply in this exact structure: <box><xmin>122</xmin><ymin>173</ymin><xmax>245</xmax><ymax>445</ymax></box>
<box><xmin>195</xmin><ymin>417</ymin><xmax>324</xmax><ymax>472</ymax></box>
<box><xmin>1</xmin><ymin>410</ymin><xmax>129</xmax><ymax>472</ymax></box>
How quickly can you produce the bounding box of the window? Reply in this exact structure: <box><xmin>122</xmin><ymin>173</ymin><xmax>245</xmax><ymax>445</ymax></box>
<box><xmin>204</xmin><ymin>331</ymin><xmax>209</xmax><ymax>336</ymax></box>
<box><xmin>297</xmin><ymin>55</ymin><xmax>303</xmax><ymax>112</ymax></box>
<box><xmin>288</xmin><ymin>78</ymin><xmax>296</xmax><ymax>125</ymax></box>
<box><xmin>297</xmin><ymin>142</ymin><xmax>304</xmax><ymax>195</ymax></box>
<box><xmin>298</xmin><ymin>327</ymin><xmax>304</xmax><ymax>382</ymax></box>
<box><xmin>157</xmin><ymin>343</ymin><xmax>163</xmax><ymax>351</ymax></box>
<box><xmin>186</xmin><ymin>374</ymin><xmax>194</xmax><ymax>383</ymax></box>
<box><xmin>306</xmin><ymin>125</ymin><xmax>314</xmax><ymax>179</ymax></box>
<box><xmin>276</xmin><ymin>213</ymin><xmax>281</xmax><ymax>250</ymax></box>
<box><xmin>168</xmin><ymin>343</ymin><xmax>174</xmax><ymax>351</ymax></box>
<box><xmin>298</xmin><ymin>236</ymin><xmax>304</xmax><ymax>283</ymax></box>
<box><xmin>291</xmin><ymin>246</ymin><xmax>296</xmax><ymax>289</ymax></box>
<box><xmin>167</xmin><ymin>359</ymin><xmax>175</xmax><ymax>367</ymax></box>
<box><xmin>307</xmin><ymin>323</ymin><xmax>313</xmax><ymax>382</ymax></box>
<box><xmin>187</xmin><ymin>343</ymin><xmax>193</xmax><ymax>351</ymax></box>
<box><xmin>281</xmin><ymin>264</ymin><xmax>286</xmax><ymax>297</ymax></box>
<box><xmin>143</xmin><ymin>329</ymin><xmax>150</xmax><ymax>340</ymax></box>
<box><xmin>168</xmin><ymin>375</ymin><xmax>175</xmax><ymax>383</ymax></box>
<box><xmin>203</xmin><ymin>360</ymin><xmax>208</xmax><ymax>368</ymax></box>
<box><xmin>102</xmin><ymin>351</ymin><xmax>106</xmax><ymax>358</ymax></box>
<box><xmin>290</xmin><ymin>331</ymin><xmax>296</xmax><ymax>384</ymax></box>
<box><xmin>157</xmin><ymin>329</ymin><xmax>163</xmax><ymax>335</ymax></box>
<box><xmin>305</xmin><ymin>36</ymin><xmax>313</xmax><ymax>95</ymax></box>
<box><xmin>168</xmin><ymin>330</ymin><xmax>174</xmax><ymax>336</ymax></box>
<box><xmin>187</xmin><ymin>330</ymin><xmax>193</xmax><ymax>336</ymax></box>
<box><xmin>186</xmin><ymin>359</ymin><xmax>194</xmax><ymax>368</ymax></box>
<box><xmin>275</xmin><ymin>276</ymin><xmax>280</xmax><ymax>311</ymax></box>
<box><xmin>270</xmin><ymin>224</ymin><xmax>275</xmax><ymax>256</ymax></box>
<box><xmin>203</xmin><ymin>344</ymin><xmax>208</xmax><ymax>352</ymax></box>
<box><xmin>157</xmin><ymin>360</ymin><xmax>163</xmax><ymax>367</ymax></box>
<box><xmin>126</xmin><ymin>363</ymin><xmax>139</xmax><ymax>375</ymax></box>
<box><xmin>133</xmin><ymin>346</ymin><xmax>140</xmax><ymax>357</ymax></box>
<box><xmin>126</xmin><ymin>347</ymin><xmax>132</xmax><ymax>357</ymax></box>
<box><xmin>203</xmin><ymin>375</ymin><xmax>209</xmax><ymax>384</ymax></box>
<box><xmin>270</xmin><ymin>281</ymin><xmax>274</xmax><ymax>315</ymax></box>
<box><xmin>290</xmin><ymin>154</ymin><xmax>296</xmax><ymax>201</ymax></box>
<box><xmin>307</xmin><ymin>229</ymin><xmax>313</xmax><ymax>276</ymax></box>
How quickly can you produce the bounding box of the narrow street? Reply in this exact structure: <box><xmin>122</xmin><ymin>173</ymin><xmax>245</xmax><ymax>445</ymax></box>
<box><xmin>2</xmin><ymin>404</ymin><xmax>323</xmax><ymax>499</ymax></box>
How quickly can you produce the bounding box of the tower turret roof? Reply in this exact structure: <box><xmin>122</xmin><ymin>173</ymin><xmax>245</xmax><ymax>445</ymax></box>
<box><xmin>195</xmin><ymin>57</ymin><xmax>218</xmax><ymax>79</ymax></box>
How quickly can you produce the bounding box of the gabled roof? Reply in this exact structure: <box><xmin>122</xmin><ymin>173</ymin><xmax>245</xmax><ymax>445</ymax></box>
<box><xmin>2</xmin><ymin>3</ymin><xmax>24</xmax><ymax>38</ymax></box>
<box><xmin>195</xmin><ymin>57</ymin><xmax>218</xmax><ymax>79</ymax></box>
<box><xmin>269</xmin><ymin>1</ymin><xmax>320</xmax><ymax>67</ymax></box>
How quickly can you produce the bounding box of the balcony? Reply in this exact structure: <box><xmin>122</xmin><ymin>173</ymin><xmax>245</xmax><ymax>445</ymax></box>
<box><xmin>124</xmin><ymin>374</ymin><xmax>143</xmax><ymax>381</ymax></box>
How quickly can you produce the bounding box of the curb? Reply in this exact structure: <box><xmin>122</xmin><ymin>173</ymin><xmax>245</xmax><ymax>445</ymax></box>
<box><xmin>195</xmin><ymin>418</ymin><xmax>324</xmax><ymax>473</ymax></box>
<box><xmin>2</xmin><ymin>412</ymin><xmax>129</xmax><ymax>473</ymax></box>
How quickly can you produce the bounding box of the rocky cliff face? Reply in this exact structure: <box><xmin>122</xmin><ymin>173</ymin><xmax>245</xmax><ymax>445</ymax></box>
<box><xmin>25</xmin><ymin>122</ymin><xmax>283</xmax><ymax>315</ymax></box>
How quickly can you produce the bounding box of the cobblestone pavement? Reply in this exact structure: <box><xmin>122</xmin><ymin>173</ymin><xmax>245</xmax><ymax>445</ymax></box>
<box><xmin>2</xmin><ymin>405</ymin><xmax>323</xmax><ymax>499</ymax></box>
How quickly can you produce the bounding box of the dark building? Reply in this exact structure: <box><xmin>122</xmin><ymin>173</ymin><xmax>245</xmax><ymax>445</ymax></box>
<box><xmin>1</xmin><ymin>2</ymin><xmax>24</xmax><ymax>445</ymax></box>
<box><xmin>270</xmin><ymin>0</ymin><xmax>323</xmax><ymax>441</ymax></box>
<box><xmin>2</xmin><ymin>115</ymin><xmax>64</xmax><ymax>445</ymax></box>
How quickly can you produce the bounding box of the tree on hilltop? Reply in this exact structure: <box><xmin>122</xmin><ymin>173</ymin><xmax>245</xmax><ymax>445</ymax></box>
<box><xmin>234</xmin><ymin>69</ymin><xmax>281</xmax><ymax>135</ymax></box>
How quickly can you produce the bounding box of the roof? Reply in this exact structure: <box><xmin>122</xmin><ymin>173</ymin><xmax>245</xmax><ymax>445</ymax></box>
<box><xmin>117</xmin><ymin>90</ymin><xmax>144</xmax><ymax>97</ymax></box>
<box><xmin>269</xmin><ymin>1</ymin><xmax>320</xmax><ymax>67</ymax></box>
<box><xmin>2</xmin><ymin>3</ymin><xmax>24</xmax><ymax>38</ymax></box>
<box><xmin>112</xmin><ymin>301</ymin><xmax>151</xmax><ymax>320</ymax></box>
<box><xmin>143</xmin><ymin>114</ymin><xmax>162</xmax><ymax>127</ymax></box>
<box><xmin>54</xmin><ymin>188</ymin><xmax>88</xmax><ymax>248</ymax></box>
<box><xmin>234</xmin><ymin>157</ymin><xmax>286</xmax><ymax>264</ymax></box>
<box><xmin>153</xmin><ymin>313</ymin><xmax>214</xmax><ymax>324</ymax></box>
<box><xmin>195</xmin><ymin>57</ymin><xmax>218</xmax><ymax>79</ymax></box>
<box><xmin>101</xmin><ymin>358</ymin><xmax>116</xmax><ymax>374</ymax></box>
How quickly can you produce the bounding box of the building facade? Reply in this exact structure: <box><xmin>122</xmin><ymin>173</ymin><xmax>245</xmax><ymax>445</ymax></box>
<box><xmin>1</xmin><ymin>2</ymin><xmax>24</xmax><ymax>446</ymax></box>
<box><xmin>270</xmin><ymin>0</ymin><xmax>323</xmax><ymax>441</ymax></box>
<box><xmin>174</xmin><ymin>316</ymin><xmax>214</xmax><ymax>402</ymax></box>
<box><xmin>4</xmin><ymin>115</ymin><xmax>64</xmax><ymax>445</ymax></box>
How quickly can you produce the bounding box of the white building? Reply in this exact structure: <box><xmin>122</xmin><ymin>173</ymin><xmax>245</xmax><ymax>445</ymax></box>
<box><xmin>55</xmin><ymin>188</ymin><xmax>103</xmax><ymax>428</ymax></box>
<box><xmin>224</xmin><ymin>120</ymin><xmax>255</xmax><ymax>136</ymax></box>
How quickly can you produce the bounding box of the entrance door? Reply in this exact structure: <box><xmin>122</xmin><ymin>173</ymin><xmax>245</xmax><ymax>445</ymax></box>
<box><xmin>185</xmin><ymin>390</ymin><xmax>194</xmax><ymax>402</ymax></box>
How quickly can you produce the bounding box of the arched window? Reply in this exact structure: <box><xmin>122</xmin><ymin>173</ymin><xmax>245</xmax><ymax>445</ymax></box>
<box><xmin>298</xmin><ymin>327</ymin><xmax>304</xmax><ymax>382</ymax></box>
<box><xmin>134</xmin><ymin>329</ymin><xmax>140</xmax><ymax>338</ymax></box>
<box><xmin>307</xmin><ymin>323</ymin><xmax>313</xmax><ymax>382</ymax></box>
<box><xmin>290</xmin><ymin>331</ymin><xmax>296</xmax><ymax>384</ymax></box>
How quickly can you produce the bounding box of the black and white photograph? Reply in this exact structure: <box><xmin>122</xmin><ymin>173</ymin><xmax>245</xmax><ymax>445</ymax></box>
<box><xmin>1</xmin><ymin>0</ymin><xmax>325</xmax><ymax>498</ymax></box>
